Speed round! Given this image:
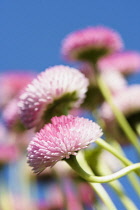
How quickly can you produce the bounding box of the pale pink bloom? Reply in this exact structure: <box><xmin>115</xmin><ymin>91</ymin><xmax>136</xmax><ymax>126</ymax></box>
<box><xmin>27</xmin><ymin>115</ymin><xmax>102</xmax><ymax>173</ymax></box>
<box><xmin>0</xmin><ymin>72</ymin><xmax>35</xmax><ymax>108</ymax></box>
<box><xmin>101</xmin><ymin>71</ymin><xmax>127</xmax><ymax>95</ymax></box>
<box><xmin>80</xmin><ymin>63</ymin><xmax>127</xmax><ymax>95</ymax></box>
<box><xmin>100</xmin><ymin>85</ymin><xmax>140</xmax><ymax>121</ymax></box>
<box><xmin>2</xmin><ymin>99</ymin><xmax>20</xmax><ymax>129</ymax></box>
<box><xmin>99</xmin><ymin>51</ymin><xmax>140</xmax><ymax>75</ymax></box>
<box><xmin>61</xmin><ymin>26</ymin><xmax>123</xmax><ymax>61</ymax></box>
<box><xmin>18</xmin><ymin>65</ymin><xmax>89</xmax><ymax>129</ymax></box>
<box><xmin>100</xmin><ymin>85</ymin><xmax>140</xmax><ymax>144</ymax></box>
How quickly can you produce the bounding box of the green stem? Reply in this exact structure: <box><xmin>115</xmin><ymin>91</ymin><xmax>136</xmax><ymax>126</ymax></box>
<box><xmin>65</xmin><ymin>155</ymin><xmax>140</xmax><ymax>183</ymax></box>
<box><xmin>97</xmin><ymin>162</ymin><xmax>139</xmax><ymax>210</ymax></box>
<box><xmin>136</xmin><ymin>123</ymin><xmax>140</xmax><ymax>136</ymax></box>
<box><xmin>96</xmin><ymin>138</ymin><xmax>140</xmax><ymax>176</ymax></box>
<box><xmin>92</xmin><ymin>105</ymin><xmax>140</xmax><ymax>194</ymax></box>
<box><xmin>77</xmin><ymin>152</ymin><xmax>117</xmax><ymax>210</ymax></box>
<box><xmin>93</xmin><ymin>63</ymin><xmax>140</xmax><ymax>154</ymax></box>
<box><xmin>110</xmin><ymin>181</ymin><xmax>138</xmax><ymax>210</ymax></box>
<box><xmin>109</xmin><ymin>140</ymin><xmax>140</xmax><ymax>196</ymax></box>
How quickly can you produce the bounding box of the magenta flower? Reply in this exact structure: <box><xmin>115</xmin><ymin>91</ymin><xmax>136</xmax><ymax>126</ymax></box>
<box><xmin>18</xmin><ymin>65</ymin><xmax>89</xmax><ymax>129</ymax></box>
<box><xmin>99</xmin><ymin>51</ymin><xmax>140</xmax><ymax>75</ymax></box>
<box><xmin>61</xmin><ymin>26</ymin><xmax>123</xmax><ymax>62</ymax></box>
<box><xmin>78</xmin><ymin>182</ymin><xmax>95</xmax><ymax>206</ymax></box>
<box><xmin>0</xmin><ymin>143</ymin><xmax>19</xmax><ymax>164</ymax></box>
<box><xmin>27</xmin><ymin>115</ymin><xmax>102</xmax><ymax>173</ymax></box>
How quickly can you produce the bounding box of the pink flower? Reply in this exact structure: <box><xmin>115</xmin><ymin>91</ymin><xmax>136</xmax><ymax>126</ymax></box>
<box><xmin>0</xmin><ymin>72</ymin><xmax>35</xmax><ymax>108</ymax></box>
<box><xmin>27</xmin><ymin>115</ymin><xmax>102</xmax><ymax>173</ymax></box>
<box><xmin>0</xmin><ymin>143</ymin><xmax>19</xmax><ymax>164</ymax></box>
<box><xmin>99</xmin><ymin>51</ymin><xmax>140</xmax><ymax>75</ymax></box>
<box><xmin>18</xmin><ymin>65</ymin><xmax>89</xmax><ymax>129</ymax></box>
<box><xmin>61</xmin><ymin>26</ymin><xmax>123</xmax><ymax>62</ymax></box>
<box><xmin>101</xmin><ymin>71</ymin><xmax>127</xmax><ymax>95</ymax></box>
<box><xmin>2</xmin><ymin>99</ymin><xmax>20</xmax><ymax>129</ymax></box>
<box><xmin>78</xmin><ymin>182</ymin><xmax>95</xmax><ymax>206</ymax></box>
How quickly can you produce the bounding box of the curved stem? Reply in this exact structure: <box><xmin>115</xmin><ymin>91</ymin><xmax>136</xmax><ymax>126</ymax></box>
<box><xmin>77</xmin><ymin>152</ymin><xmax>117</xmax><ymax>210</ymax></box>
<box><xmin>65</xmin><ymin>155</ymin><xmax>140</xmax><ymax>183</ymax></box>
<box><xmin>93</xmin><ymin>63</ymin><xmax>140</xmax><ymax>154</ymax></box>
<box><xmin>109</xmin><ymin>140</ymin><xmax>140</xmax><ymax>196</ymax></box>
<box><xmin>96</xmin><ymin>138</ymin><xmax>140</xmax><ymax>176</ymax></box>
<box><xmin>92</xmin><ymin>105</ymin><xmax>140</xmax><ymax>194</ymax></box>
<box><xmin>97</xmin><ymin>161</ymin><xmax>139</xmax><ymax>210</ymax></box>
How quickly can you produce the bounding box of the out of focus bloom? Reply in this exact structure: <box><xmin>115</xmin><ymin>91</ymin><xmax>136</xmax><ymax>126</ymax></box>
<box><xmin>27</xmin><ymin>115</ymin><xmax>102</xmax><ymax>174</ymax></box>
<box><xmin>0</xmin><ymin>72</ymin><xmax>35</xmax><ymax>108</ymax></box>
<box><xmin>78</xmin><ymin>182</ymin><xmax>96</xmax><ymax>207</ymax></box>
<box><xmin>80</xmin><ymin>63</ymin><xmax>127</xmax><ymax>110</ymax></box>
<box><xmin>37</xmin><ymin>185</ymin><xmax>64</xmax><ymax>210</ymax></box>
<box><xmin>0</xmin><ymin>123</ymin><xmax>19</xmax><ymax>165</ymax></box>
<box><xmin>99</xmin><ymin>51</ymin><xmax>140</xmax><ymax>75</ymax></box>
<box><xmin>2</xmin><ymin>99</ymin><xmax>25</xmax><ymax>132</ymax></box>
<box><xmin>0</xmin><ymin>143</ymin><xmax>19</xmax><ymax>165</ymax></box>
<box><xmin>100</xmin><ymin>85</ymin><xmax>140</xmax><ymax>144</ymax></box>
<box><xmin>61</xmin><ymin>26</ymin><xmax>123</xmax><ymax>62</ymax></box>
<box><xmin>18</xmin><ymin>65</ymin><xmax>89</xmax><ymax>129</ymax></box>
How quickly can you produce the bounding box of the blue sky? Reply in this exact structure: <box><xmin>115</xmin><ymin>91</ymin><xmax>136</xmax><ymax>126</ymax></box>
<box><xmin>0</xmin><ymin>1</ymin><xmax>140</xmax><ymax>209</ymax></box>
<box><xmin>0</xmin><ymin>0</ymin><xmax>140</xmax><ymax>79</ymax></box>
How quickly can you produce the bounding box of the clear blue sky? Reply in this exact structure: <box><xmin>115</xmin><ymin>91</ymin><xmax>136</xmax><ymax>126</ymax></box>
<box><xmin>0</xmin><ymin>1</ymin><xmax>140</xmax><ymax>76</ymax></box>
<box><xmin>0</xmin><ymin>1</ymin><xmax>140</xmax><ymax>209</ymax></box>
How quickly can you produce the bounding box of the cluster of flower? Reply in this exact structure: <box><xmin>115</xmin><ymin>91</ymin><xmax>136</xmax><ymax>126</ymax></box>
<box><xmin>0</xmin><ymin>25</ymin><xmax>140</xmax><ymax>209</ymax></box>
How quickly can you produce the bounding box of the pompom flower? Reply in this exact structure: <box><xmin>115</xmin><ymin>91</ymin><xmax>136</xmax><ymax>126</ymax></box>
<box><xmin>100</xmin><ymin>85</ymin><xmax>140</xmax><ymax>144</ymax></box>
<box><xmin>99</xmin><ymin>51</ymin><xmax>140</xmax><ymax>75</ymax></box>
<box><xmin>61</xmin><ymin>26</ymin><xmax>123</xmax><ymax>62</ymax></box>
<box><xmin>18</xmin><ymin>65</ymin><xmax>89</xmax><ymax>129</ymax></box>
<box><xmin>27</xmin><ymin>115</ymin><xmax>102</xmax><ymax>174</ymax></box>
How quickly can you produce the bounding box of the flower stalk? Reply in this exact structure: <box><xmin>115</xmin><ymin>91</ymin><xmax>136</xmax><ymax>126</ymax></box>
<box><xmin>92</xmin><ymin>63</ymin><xmax>140</xmax><ymax>154</ymax></box>
<box><xmin>65</xmin><ymin>155</ymin><xmax>140</xmax><ymax>183</ymax></box>
<box><xmin>96</xmin><ymin>159</ymin><xmax>139</xmax><ymax>210</ymax></box>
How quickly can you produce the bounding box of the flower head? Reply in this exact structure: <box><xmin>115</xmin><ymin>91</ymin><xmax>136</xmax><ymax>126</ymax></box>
<box><xmin>61</xmin><ymin>26</ymin><xmax>123</xmax><ymax>62</ymax></box>
<box><xmin>99</xmin><ymin>51</ymin><xmax>140</xmax><ymax>75</ymax></box>
<box><xmin>18</xmin><ymin>65</ymin><xmax>89</xmax><ymax>129</ymax></box>
<box><xmin>27</xmin><ymin>115</ymin><xmax>102</xmax><ymax>174</ymax></box>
